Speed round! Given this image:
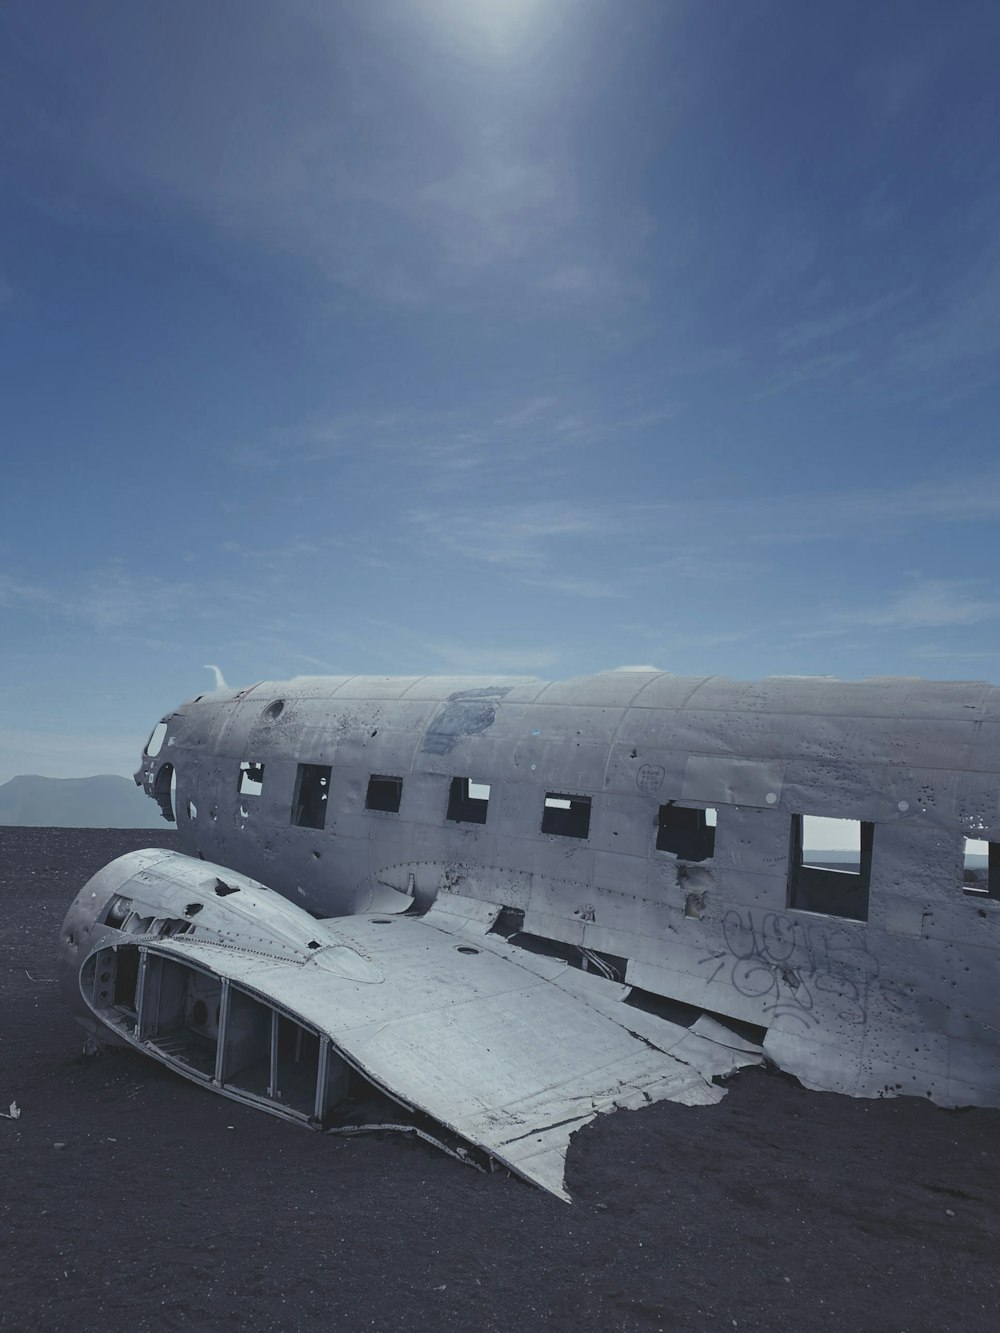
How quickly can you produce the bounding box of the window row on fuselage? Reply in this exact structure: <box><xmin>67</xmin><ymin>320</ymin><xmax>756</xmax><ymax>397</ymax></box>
<box><xmin>248</xmin><ymin>761</ymin><xmax>716</xmax><ymax>854</ymax></box>
<box><xmin>225</xmin><ymin>759</ymin><xmax>1000</xmax><ymax>921</ymax></box>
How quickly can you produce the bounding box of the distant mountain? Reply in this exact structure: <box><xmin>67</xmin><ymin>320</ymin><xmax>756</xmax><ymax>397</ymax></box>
<box><xmin>0</xmin><ymin>774</ymin><xmax>171</xmax><ymax>828</ymax></box>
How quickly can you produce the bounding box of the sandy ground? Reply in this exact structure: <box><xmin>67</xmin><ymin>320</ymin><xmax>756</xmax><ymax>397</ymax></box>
<box><xmin>2</xmin><ymin>827</ymin><xmax>999</xmax><ymax>1332</ymax></box>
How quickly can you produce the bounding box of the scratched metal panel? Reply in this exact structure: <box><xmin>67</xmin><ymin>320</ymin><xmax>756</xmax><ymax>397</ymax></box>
<box><xmin>625</xmin><ymin>712</ymin><xmax>737</xmax><ymax>757</ymax></box>
<box><xmin>708</xmin><ymin>806</ymin><xmax>788</xmax><ymax>872</ymax></box>
<box><xmin>673</xmin><ymin>677</ymin><xmax>812</xmax><ymax>715</ymax></box>
<box><xmin>264</xmin><ymin>675</ymin><xmax>356</xmax><ymax>699</ymax></box>
<box><xmin>667</xmin><ymin>676</ymin><xmax>978</xmax><ymax>721</ymax></box>
<box><xmin>335</xmin><ymin>725</ymin><xmax>428</xmax><ymax>773</ymax></box>
<box><xmin>401</xmin><ymin>676</ymin><xmax>549</xmax><ymax>705</ymax></box>
<box><xmin>262</xmin><ymin>702</ymin><xmax>430</xmax><ymax>757</ymax></box>
<box><xmin>713</xmin><ymin>867</ymin><xmax>788</xmax><ymax>911</ymax></box>
<box><xmin>953</xmin><ymin>771</ymin><xmax>1000</xmax><ymax>832</ymax></box>
<box><xmin>535</xmin><ymin>674</ymin><xmax>656</xmax><ymax>708</ymax></box>
<box><xmin>968</xmin><ymin>721</ymin><xmax>1000</xmax><ymax>774</ymax></box>
<box><xmin>612</xmin><ymin>713</ymin><xmax>692</xmax><ymax>750</ymax></box>
<box><xmin>629</xmin><ymin>675</ymin><xmax>715</xmax><ymax>710</ymax></box>
<box><xmin>587</xmin><ymin>793</ymin><xmax>657</xmax><ymax>856</ymax></box>
<box><xmin>890</xmin><ymin>680</ymin><xmax>992</xmax><ymax>718</ymax></box>
<box><xmin>803</xmin><ymin>678</ymin><xmax>939</xmax><ymax>719</ymax></box>
<box><xmin>499</xmin><ymin>834</ymin><xmax>595</xmax><ymax>895</ymax></box>
<box><xmin>603</xmin><ymin>744</ymin><xmax>688</xmax><ymax>801</ymax></box>
<box><xmin>553</xmin><ymin>874</ymin><xmax>653</xmax><ymax>942</ymax></box>
<box><xmin>854</xmin><ymin>717</ymin><xmax>980</xmax><ymax>770</ymax></box>
<box><xmin>779</xmin><ymin>761</ymin><xmax>882</xmax><ymax>817</ymax></box>
<box><xmin>511</xmin><ymin>738</ymin><xmax>608</xmax><ymax>793</ymax></box>
<box><xmin>417</xmin><ymin>738</ymin><xmax>511</xmax><ymax>780</ymax></box>
<box><xmin>682</xmin><ymin>754</ymin><xmax>786</xmax><ymax>808</ymax></box>
<box><xmin>384</xmin><ymin>771</ymin><xmax>450</xmax><ymax>821</ymax></box>
<box><xmin>323</xmin><ymin>676</ymin><xmax>430</xmax><ymax>700</ymax></box>
<box><xmin>516</xmin><ymin>704</ymin><xmax>626</xmax><ymax>744</ymax></box>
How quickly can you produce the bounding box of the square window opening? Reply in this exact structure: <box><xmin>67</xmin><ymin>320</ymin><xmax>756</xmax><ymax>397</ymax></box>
<box><xmin>656</xmin><ymin>804</ymin><xmax>716</xmax><ymax>861</ymax></box>
<box><xmin>542</xmin><ymin>792</ymin><xmax>591</xmax><ymax>840</ymax></box>
<box><xmin>366</xmin><ymin>774</ymin><xmax>402</xmax><ymax>813</ymax></box>
<box><xmin>963</xmin><ymin>838</ymin><xmax>1000</xmax><ymax>899</ymax></box>
<box><xmin>293</xmin><ymin>764</ymin><xmax>332</xmax><ymax>830</ymax></box>
<box><xmin>447</xmin><ymin>777</ymin><xmax>491</xmax><ymax>824</ymax></box>
<box><xmin>788</xmin><ymin>814</ymin><xmax>872</xmax><ymax>921</ymax></box>
<box><xmin>238</xmin><ymin>761</ymin><xmax>265</xmax><ymax>797</ymax></box>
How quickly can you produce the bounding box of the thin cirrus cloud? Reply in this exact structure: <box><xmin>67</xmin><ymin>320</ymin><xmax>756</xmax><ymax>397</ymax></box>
<box><xmin>408</xmin><ymin>474</ymin><xmax>1000</xmax><ymax>582</ymax></box>
<box><xmin>858</xmin><ymin>580</ymin><xmax>1000</xmax><ymax>630</ymax></box>
<box><xmin>230</xmin><ymin>396</ymin><xmax>629</xmax><ymax>487</ymax></box>
<box><xmin>793</xmin><ymin>580</ymin><xmax>1000</xmax><ymax>644</ymax></box>
<box><xmin>2</xmin><ymin>2</ymin><xmax>626</xmax><ymax>310</ymax></box>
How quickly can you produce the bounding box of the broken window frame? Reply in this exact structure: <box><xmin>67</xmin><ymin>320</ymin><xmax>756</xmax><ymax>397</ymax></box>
<box><xmin>292</xmin><ymin>763</ymin><xmax>332</xmax><ymax>830</ymax></box>
<box><xmin>238</xmin><ymin>761</ymin><xmax>265</xmax><ymax>797</ymax></box>
<box><xmin>655</xmin><ymin>803</ymin><xmax>717</xmax><ymax>862</ymax></box>
<box><xmin>541</xmin><ymin>792</ymin><xmax>592</xmax><ymax>840</ymax></box>
<box><xmin>365</xmin><ymin>774</ymin><xmax>403</xmax><ymax>814</ymax></box>
<box><xmin>152</xmin><ymin>763</ymin><xmax>176</xmax><ymax>823</ymax></box>
<box><xmin>446</xmin><ymin>777</ymin><xmax>491</xmax><ymax>825</ymax></box>
<box><xmin>145</xmin><ymin>721</ymin><xmax>168</xmax><ymax>757</ymax></box>
<box><xmin>963</xmin><ymin>839</ymin><xmax>1000</xmax><ymax>900</ymax></box>
<box><xmin>787</xmin><ymin>814</ymin><xmax>873</xmax><ymax>922</ymax></box>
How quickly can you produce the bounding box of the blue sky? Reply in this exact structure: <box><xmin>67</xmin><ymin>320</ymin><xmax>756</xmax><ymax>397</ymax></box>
<box><xmin>2</xmin><ymin>0</ymin><xmax>999</xmax><ymax>782</ymax></box>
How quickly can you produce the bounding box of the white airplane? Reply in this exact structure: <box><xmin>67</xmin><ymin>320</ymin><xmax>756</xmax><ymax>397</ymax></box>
<box><xmin>58</xmin><ymin>671</ymin><xmax>1000</xmax><ymax>1199</ymax></box>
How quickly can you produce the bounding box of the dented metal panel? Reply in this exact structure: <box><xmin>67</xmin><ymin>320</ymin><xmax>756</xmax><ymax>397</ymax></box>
<box><xmin>59</xmin><ymin>851</ymin><xmax>757</xmax><ymax>1199</ymax></box>
<box><xmin>57</xmin><ymin>670</ymin><xmax>1000</xmax><ymax>1194</ymax></box>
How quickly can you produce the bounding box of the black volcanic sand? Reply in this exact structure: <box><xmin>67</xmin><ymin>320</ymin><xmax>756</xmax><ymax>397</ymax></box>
<box><xmin>2</xmin><ymin>829</ymin><xmax>999</xmax><ymax>1332</ymax></box>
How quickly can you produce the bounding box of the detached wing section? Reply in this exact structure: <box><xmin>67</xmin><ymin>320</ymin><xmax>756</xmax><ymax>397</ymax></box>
<box><xmin>60</xmin><ymin>850</ymin><xmax>760</xmax><ymax>1200</ymax></box>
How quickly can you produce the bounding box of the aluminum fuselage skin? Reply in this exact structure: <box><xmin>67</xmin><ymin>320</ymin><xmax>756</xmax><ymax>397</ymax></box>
<box><xmin>124</xmin><ymin>670</ymin><xmax>1000</xmax><ymax>1106</ymax></box>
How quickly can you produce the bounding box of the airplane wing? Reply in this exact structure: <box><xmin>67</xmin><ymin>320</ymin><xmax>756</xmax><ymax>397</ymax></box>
<box><xmin>61</xmin><ymin>849</ymin><xmax>760</xmax><ymax>1200</ymax></box>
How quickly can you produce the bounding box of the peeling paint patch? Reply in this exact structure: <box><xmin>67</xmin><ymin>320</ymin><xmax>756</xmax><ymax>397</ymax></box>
<box><xmin>421</xmin><ymin>687</ymin><xmax>511</xmax><ymax>755</ymax></box>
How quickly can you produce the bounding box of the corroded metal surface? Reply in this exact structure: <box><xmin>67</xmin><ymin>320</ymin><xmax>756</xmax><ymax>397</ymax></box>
<box><xmin>58</xmin><ymin>849</ymin><xmax>757</xmax><ymax>1198</ymax></box>
<box><xmin>58</xmin><ymin>670</ymin><xmax>1000</xmax><ymax>1192</ymax></box>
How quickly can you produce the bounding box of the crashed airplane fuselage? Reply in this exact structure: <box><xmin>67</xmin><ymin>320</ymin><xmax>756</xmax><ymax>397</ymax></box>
<box><xmin>59</xmin><ymin>672</ymin><xmax>1000</xmax><ymax>1197</ymax></box>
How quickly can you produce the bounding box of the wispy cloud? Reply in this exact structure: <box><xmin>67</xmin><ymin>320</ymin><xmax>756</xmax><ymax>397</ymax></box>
<box><xmin>6</xmin><ymin>4</ymin><xmax>643</xmax><ymax>314</ymax></box>
<box><xmin>889</xmin><ymin>244</ymin><xmax>1000</xmax><ymax>398</ymax></box>
<box><xmin>714</xmin><ymin>474</ymin><xmax>1000</xmax><ymax>546</ymax></box>
<box><xmin>0</xmin><ymin>572</ymin><xmax>60</xmax><ymax>613</ymax></box>
<box><xmin>755</xmin><ymin>349</ymin><xmax>860</xmax><ymax>399</ymax></box>
<box><xmin>775</xmin><ymin>287</ymin><xmax>914</xmax><ymax>354</ymax></box>
<box><xmin>230</xmin><ymin>394</ymin><xmax>636</xmax><ymax>489</ymax></box>
<box><xmin>417</xmin><ymin>129</ymin><xmax>574</xmax><ymax>267</ymax></box>
<box><xmin>856</xmin><ymin>580</ymin><xmax>1000</xmax><ymax>630</ymax></box>
<box><xmin>404</xmin><ymin>470</ymin><xmax>1000</xmax><ymax>607</ymax></box>
<box><xmin>362</xmin><ymin>618</ymin><xmax>558</xmax><ymax>674</ymax></box>
<box><xmin>792</xmin><ymin>579</ymin><xmax>1000</xmax><ymax>649</ymax></box>
<box><xmin>406</xmin><ymin>500</ymin><xmax>626</xmax><ymax>597</ymax></box>
<box><xmin>1</xmin><ymin>562</ymin><xmax>274</xmax><ymax>637</ymax></box>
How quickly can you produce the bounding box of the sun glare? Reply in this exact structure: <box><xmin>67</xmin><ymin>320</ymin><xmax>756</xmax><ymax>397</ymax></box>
<box><xmin>423</xmin><ymin>0</ymin><xmax>560</xmax><ymax>58</ymax></box>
